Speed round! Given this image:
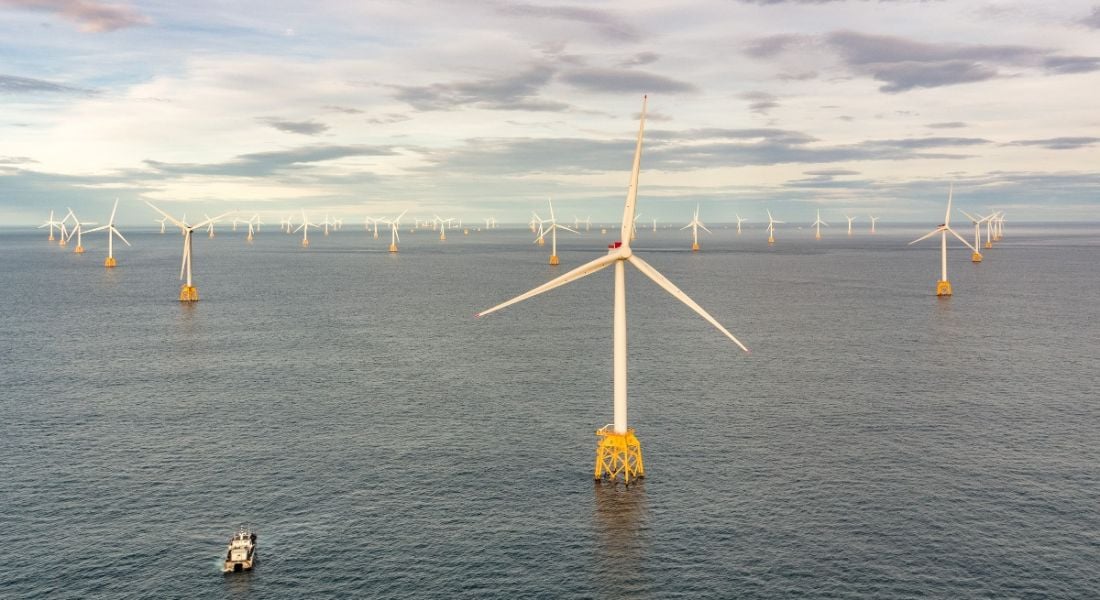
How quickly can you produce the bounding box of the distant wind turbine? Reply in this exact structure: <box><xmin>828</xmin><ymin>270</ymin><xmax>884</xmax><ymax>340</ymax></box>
<box><xmin>811</xmin><ymin>209</ymin><xmax>829</xmax><ymax>240</ymax></box>
<box><xmin>86</xmin><ymin>199</ymin><xmax>131</xmax><ymax>268</ymax></box>
<box><xmin>145</xmin><ymin>201</ymin><xmax>231</xmax><ymax>301</ymax></box>
<box><xmin>681</xmin><ymin>204</ymin><xmax>710</xmax><ymax>251</ymax></box>
<box><xmin>908</xmin><ymin>185</ymin><xmax>977</xmax><ymax>297</ymax></box>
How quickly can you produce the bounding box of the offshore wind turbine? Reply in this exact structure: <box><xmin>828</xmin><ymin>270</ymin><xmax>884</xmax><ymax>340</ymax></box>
<box><xmin>535</xmin><ymin>198</ymin><xmax>579</xmax><ymax>265</ymax></box>
<box><xmin>845</xmin><ymin>215</ymin><xmax>857</xmax><ymax>236</ymax></box>
<box><xmin>959</xmin><ymin>210</ymin><xmax>990</xmax><ymax>263</ymax></box>
<box><xmin>908</xmin><ymin>185</ymin><xmax>977</xmax><ymax>297</ymax></box>
<box><xmin>435</xmin><ymin>215</ymin><xmax>453</xmax><ymax>241</ymax></box>
<box><xmin>681</xmin><ymin>204</ymin><xmax>710</xmax><ymax>251</ymax></box>
<box><xmin>64</xmin><ymin>209</ymin><xmax>96</xmax><ymax>254</ymax></box>
<box><xmin>58</xmin><ymin>209</ymin><xmax>75</xmax><ymax>246</ymax></box>
<box><xmin>85</xmin><ymin>199</ymin><xmax>130</xmax><ymax>268</ymax></box>
<box><xmin>295</xmin><ymin>210</ymin><xmax>318</xmax><ymax>247</ymax></box>
<box><xmin>245</xmin><ymin>214</ymin><xmax>260</xmax><ymax>241</ymax></box>
<box><xmin>39</xmin><ymin>210</ymin><xmax>63</xmax><ymax>241</ymax></box>
<box><xmin>478</xmin><ymin>97</ymin><xmax>749</xmax><ymax>483</ymax></box>
<box><xmin>385</xmin><ymin>209</ymin><xmax>407</xmax><ymax>252</ymax></box>
<box><xmin>766</xmin><ymin>210</ymin><xmax>784</xmax><ymax>244</ymax></box>
<box><xmin>145</xmin><ymin>202</ymin><xmax>231</xmax><ymax>301</ymax></box>
<box><xmin>810</xmin><ymin>209</ymin><xmax>829</xmax><ymax>240</ymax></box>
<box><xmin>155</xmin><ymin>215</ymin><xmax>168</xmax><ymax>234</ymax></box>
<box><xmin>735</xmin><ymin>214</ymin><xmax>746</xmax><ymax>234</ymax></box>
<box><xmin>203</xmin><ymin>213</ymin><xmax>220</xmax><ymax>238</ymax></box>
<box><xmin>869</xmin><ymin>215</ymin><xmax>880</xmax><ymax>234</ymax></box>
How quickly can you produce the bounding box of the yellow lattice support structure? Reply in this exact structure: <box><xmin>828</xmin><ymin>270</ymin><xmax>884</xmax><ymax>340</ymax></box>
<box><xmin>179</xmin><ymin>285</ymin><xmax>199</xmax><ymax>302</ymax></box>
<box><xmin>936</xmin><ymin>280</ymin><xmax>952</xmax><ymax>297</ymax></box>
<box><xmin>594</xmin><ymin>427</ymin><xmax>644</xmax><ymax>483</ymax></box>
<box><xmin>74</xmin><ymin>245</ymin><xmax>85</xmax><ymax>254</ymax></box>
<box><xmin>984</xmin><ymin>241</ymin><xmax>992</xmax><ymax>249</ymax></box>
<box><xmin>104</xmin><ymin>257</ymin><xmax>117</xmax><ymax>268</ymax></box>
<box><xmin>971</xmin><ymin>252</ymin><xmax>982</xmax><ymax>263</ymax></box>
<box><xmin>691</xmin><ymin>242</ymin><xmax>699</xmax><ymax>252</ymax></box>
<box><xmin>388</xmin><ymin>243</ymin><xmax>398</xmax><ymax>253</ymax></box>
<box><xmin>549</xmin><ymin>254</ymin><xmax>560</xmax><ymax>265</ymax></box>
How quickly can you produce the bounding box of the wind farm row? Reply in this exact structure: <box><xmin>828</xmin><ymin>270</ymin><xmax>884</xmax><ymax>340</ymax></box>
<box><xmin>30</xmin><ymin>97</ymin><xmax>1012</xmax><ymax>484</ymax></box>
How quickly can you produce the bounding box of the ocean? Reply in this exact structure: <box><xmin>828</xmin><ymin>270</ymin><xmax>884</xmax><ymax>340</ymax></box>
<box><xmin>1</xmin><ymin>221</ymin><xmax>1097</xmax><ymax>598</ymax></box>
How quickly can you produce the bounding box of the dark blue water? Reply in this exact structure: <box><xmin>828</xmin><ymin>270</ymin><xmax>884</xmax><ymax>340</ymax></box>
<box><xmin>2</xmin><ymin>223</ymin><xmax>1098</xmax><ymax>598</ymax></box>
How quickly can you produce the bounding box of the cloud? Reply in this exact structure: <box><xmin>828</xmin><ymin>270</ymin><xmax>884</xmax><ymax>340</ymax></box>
<box><xmin>322</xmin><ymin>105</ymin><xmax>363</xmax><ymax>114</ymax></box>
<box><xmin>0</xmin><ymin>156</ymin><xmax>39</xmax><ymax>165</ymax></box>
<box><xmin>1083</xmin><ymin>6</ymin><xmax>1100</xmax><ymax>28</ymax></box>
<box><xmin>144</xmin><ymin>145</ymin><xmax>398</xmax><ymax>177</ymax></box>
<box><xmin>618</xmin><ymin>51</ymin><xmax>660</xmax><ymax>67</ymax></box>
<box><xmin>498</xmin><ymin>4</ymin><xmax>639</xmax><ymax>41</ymax></box>
<box><xmin>747</xmin><ymin>30</ymin><xmax>1100</xmax><ymax>93</ymax></box>
<box><xmin>0</xmin><ymin>74</ymin><xmax>94</xmax><ymax>95</ymax></box>
<box><xmin>258</xmin><ymin>117</ymin><xmax>329</xmax><ymax>136</ymax></box>
<box><xmin>927</xmin><ymin>121</ymin><xmax>967</xmax><ymax>129</ymax></box>
<box><xmin>740</xmin><ymin>91</ymin><xmax>778</xmax><ymax>114</ymax></box>
<box><xmin>560</xmin><ymin>68</ymin><xmax>697</xmax><ymax>93</ymax></box>
<box><xmin>392</xmin><ymin>64</ymin><xmax>569</xmax><ymax>111</ymax></box>
<box><xmin>1008</xmin><ymin>137</ymin><xmax>1100</xmax><ymax>150</ymax></box>
<box><xmin>365</xmin><ymin>113</ymin><xmax>411</xmax><ymax>125</ymax></box>
<box><xmin>1042</xmin><ymin>55</ymin><xmax>1100</xmax><ymax>74</ymax></box>
<box><xmin>2</xmin><ymin>0</ymin><xmax>150</xmax><ymax>32</ymax></box>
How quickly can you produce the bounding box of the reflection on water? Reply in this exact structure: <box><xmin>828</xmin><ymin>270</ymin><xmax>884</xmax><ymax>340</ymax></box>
<box><xmin>222</xmin><ymin>568</ymin><xmax>254</xmax><ymax>598</ymax></box>
<box><xmin>593</xmin><ymin>481</ymin><xmax>649</xmax><ymax>598</ymax></box>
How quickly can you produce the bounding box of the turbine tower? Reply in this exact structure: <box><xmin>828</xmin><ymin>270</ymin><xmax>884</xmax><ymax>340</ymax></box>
<box><xmin>204</xmin><ymin>213</ymin><xmax>220</xmax><ymax>238</ymax></box>
<box><xmin>435</xmin><ymin>215</ymin><xmax>453</xmax><ymax>241</ymax></box>
<box><xmin>810</xmin><ymin>209</ymin><xmax>829</xmax><ymax>240</ymax></box>
<box><xmin>908</xmin><ymin>185</ymin><xmax>977</xmax><ymax>297</ymax></box>
<box><xmin>845</xmin><ymin>215</ymin><xmax>857</xmax><ymax>236</ymax></box>
<box><xmin>680</xmin><ymin>204</ymin><xmax>710</xmax><ymax>251</ymax></box>
<box><xmin>869</xmin><ymin>215</ymin><xmax>879</xmax><ymax>234</ymax></box>
<box><xmin>64</xmin><ymin>209</ymin><xmax>96</xmax><ymax>254</ymax></box>
<box><xmin>478</xmin><ymin>97</ymin><xmax>749</xmax><ymax>483</ymax></box>
<box><xmin>735</xmin><ymin>214</ymin><xmax>746</xmax><ymax>234</ymax></box>
<box><xmin>145</xmin><ymin>202</ymin><xmax>230</xmax><ymax>301</ymax></box>
<box><xmin>766</xmin><ymin>210</ymin><xmax>784</xmax><ymax>245</ymax></box>
<box><xmin>535</xmin><ymin>198</ymin><xmax>579</xmax><ymax>265</ymax></box>
<box><xmin>85</xmin><ymin>199</ymin><xmax>130</xmax><ymax>268</ymax></box>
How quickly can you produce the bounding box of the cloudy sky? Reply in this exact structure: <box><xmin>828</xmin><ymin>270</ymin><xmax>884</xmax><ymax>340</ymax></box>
<box><xmin>2</xmin><ymin>0</ymin><xmax>1099</xmax><ymax>225</ymax></box>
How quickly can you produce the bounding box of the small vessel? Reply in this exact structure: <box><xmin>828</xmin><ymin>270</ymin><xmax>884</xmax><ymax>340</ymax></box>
<box><xmin>222</xmin><ymin>525</ymin><xmax>257</xmax><ymax>573</ymax></box>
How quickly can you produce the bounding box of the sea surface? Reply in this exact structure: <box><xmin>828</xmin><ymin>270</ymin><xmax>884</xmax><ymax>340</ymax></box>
<box><xmin>1</xmin><ymin>222</ymin><xmax>1098</xmax><ymax>599</ymax></box>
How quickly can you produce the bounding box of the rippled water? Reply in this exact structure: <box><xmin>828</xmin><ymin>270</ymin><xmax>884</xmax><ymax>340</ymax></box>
<box><xmin>1</xmin><ymin>222</ymin><xmax>1098</xmax><ymax>598</ymax></box>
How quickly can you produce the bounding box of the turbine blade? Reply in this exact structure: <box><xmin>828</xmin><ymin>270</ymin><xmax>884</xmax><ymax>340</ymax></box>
<box><xmin>85</xmin><ymin>224</ymin><xmax>109</xmax><ymax>233</ymax></box>
<box><xmin>558</xmin><ymin>225</ymin><xmax>580</xmax><ymax>234</ymax></box>
<box><xmin>946</xmin><ymin>226</ymin><xmax>977</xmax><ymax>252</ymax></box>
<box><xmin>699</xmin><ymin>223</ymin><xmax>712</xmax><ymax>234</ymax></box>
<box><xmin>478</xmin><ymin>253</ymin><xmax>618</xmax><ymax>317</ymax></box>
<box><xmin>620</xmin><ymin>96</ymin><xmax>647</xmax><ymax>243</ymax></box>
<box><xmin>627</xmin><ymin>255</ymin><xmax>749</xmax><ymax>353</ymax></box>
<box><xmin>113</xmin><ymin>228</ymin><xmax>131</xmax><ymax>246</ymax></box>
<box><xmin>908</xmin><ymin>227</ymin><xmax>943</xmax><ymax>245</ymax></box>
<box><xmin>109</xmin><ymin>199</ymin><xmax>119</xmax><ymax>225</ymax></box>
<box><xmin>179</xmin><ymin>240</ymin><xmax>188</xmax><ymax>280</ymax></box>
<box><xmin>144</xmin><ymin>201</ymin><xmax>185</xmax><ymax>229</ymax></box>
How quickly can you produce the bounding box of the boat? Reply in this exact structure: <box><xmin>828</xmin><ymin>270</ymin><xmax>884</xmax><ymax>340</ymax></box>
<box><xmin>222</xmin><ymin>525</ymin><xmax>257</xmax><ymax>573</ymax></box>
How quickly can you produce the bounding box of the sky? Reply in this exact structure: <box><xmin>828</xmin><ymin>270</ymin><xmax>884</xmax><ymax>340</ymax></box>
<box><xmin>2</xmin><ymin>0</ymin><xmax>1099</xmax><ymax>226</ymax></box>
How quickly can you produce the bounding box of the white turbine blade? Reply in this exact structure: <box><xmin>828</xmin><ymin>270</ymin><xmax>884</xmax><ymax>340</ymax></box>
<box><xmin>293</xmin><ymin>223</ymin><xmax>305</xmax><ymax>233</ymax></box>
<box><xmin>108</xmin><ymin>199</ymin><xmax>119</xmax><ymax>225</ymax></box>
<box><xmin>908</xmin><ymin>227</ymin><xmax>943</xmax><ymax>245</ymax></box>
<box><xmin>558</xmin><ymin>224</ymin><xmax>580</xmax><ymax>234</ymax></box>
<box><xmin>144</xmin><ymin>201</ymin><xmax>185</xmax><ymax>229</ymax></box>
<box><xmin>946</xmin><ymin>226</ymin><xmax>977</xmax><ymax>252</ymax></box>
<box><xmin>627</xmin><ymin>255</ymin><xmax>749</xmax><ymax>353</ymax></box>
<box><xmin>191</xmin><ymin>211</ymin><xmax>233</xmax><ymax>231</ymax></box>
<box><xmin>85</xmin><ymin>224</ymin><xmax>110</xmax><ymax>233</ymax></box>
<box><xmin>619</xmin><ymin>96</ymin><xmax>647</xmax><ymax>242</ymax></box>
<box><xmin>113</xmin><ymin>227</ymin><xmax>131</xmax><ymax>246</ymax></box>
<box><xmin>477</xmin><ymin>253</ymin><xmax>618</xmax><ymax>317</ymax></box>
<box><xmin>699</xmin><ymin>223</ymin><xmax>712</xmax><ymax>234</ymax></box>
<box><xmin>680</xmin><ymin>223</ymin><xmax>692</xmax><ymax>230</ymax></box>
<box><xmin>959</xmin><ymin>209</ymin><xmax>978</xmax><ymax>223</ymax></box>
<box><xmin>944</xmin><ymin>184</ymin><xmax>953</xmax><ymax>226</ymax></box>
<box><xmin>179</xmin><ymin>240</ymin><xmax>188</xmax><ymax>280</ymax></box>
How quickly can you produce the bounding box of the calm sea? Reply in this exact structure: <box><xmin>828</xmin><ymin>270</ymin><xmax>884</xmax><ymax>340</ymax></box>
<box><xmin>1</xmin><ymin>222</ymin><xmax>1097</xmax><ymax>598</ymax></box>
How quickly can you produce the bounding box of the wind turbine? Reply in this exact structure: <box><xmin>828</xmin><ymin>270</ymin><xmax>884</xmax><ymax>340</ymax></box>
<box><xmin>39</xmin><ymin>210</ymin><xmax>62</xmax><ymax>241</ymax></box>
<box><xmin>735</xmin><ymin>214</ymin><xmax>746</xmax><ymax>234</ymax></box>
<box><xmin>845</xmin><ymin>215</ymin><xmax>857</xmax><ymax>236</ymax></box>
<box><xmin>295</xmin><ymin>210</ymin><xmax>318</xmax><ymax>247</ymax></box>
<box><xmin>810</xmin><ymin>209</ymin><xmax>829</xmax><ymax>240</ymax></box>
<box><xmin>385</xmin><ymin>210</ymin><xmax>407</xmax><ymax>252</ymax></box>
<box><xmin>766</xmin><ymin>210</ymin><xmax>784</xmax><ymax>244</ymax></box>
<box><xmin>64</xmin><ymin>209</ymin><xmax>96</xmax><ymax>254</ymax></box>
<box><xmin>983</xmin><ymin>211</ymin><xmax>1000</xmax><ymax>248</ymax></box>
<box><xmin>535</xmin><ymin>198</ymin><xmax>579</xmax><ymax>265</ymax></box>
<box><xmin>681</xmin><ymin>204</ymin><xmax>710</xmax><ymax>251</ymax></box>
<box><xmin>58</xmin><ymin>210</ymin><xmax>74</xmax><ymax>246</ymax></box>
<box><xmin>533</xmin><ymin>212</ymin><xmax>547</xmax><ymax>246</ymax></box>
<box><xmin>322</xmin><ymin>214</ymin><xmax>333</xmax><ymax>236</ymax></box>
<box><xmin>155</xmin><ymin>215</ymin><xmax>168</xmax><ymax>234</ymax></box>
<box><xmin>85</xmin><ymin>199</ymin><xmax>130</xmax><ymax>268</ymax></box>
<box><xmin>908</xmin><ymin>185</ymin><xmax>977</xmax><ymax>297</ymax></box>
<box><xmin>585</xmin><ymin>216</ymin><xmax>591</xmax><ymax>232</ymax></box>
<box><xmin>281</xmin><ymin>214</ymin><xmax>293</xmax><ymax>233</ymax></box>
<box><xmin>145</xmin><ymin>202</ymin><xmax>231</xmax><ymax>301</ymax></box>
<box><xmin>652</xmin><ymin>217</ymin><xmax>657</xmax><ymax>233</ymax></box>
<box><xmin>959</xmin><ymin>210</ymin><xmax>990</xmax><ymax>263</ymax></box>
<box><xmin>203</xmin><ymin>213</ymin><xmax>220</xmax><ymax>238</ymax></box>
<box><xmin>245</xmin><ymin>214</ymin><xmax>260</xmax><ymax>242</ymax></box>
<box><xmin>630</xmin><ymin>213</ymin><xmax>642</xmax><ymax>241</ymax></box>
<box><xmin>869</xmin><ymin>215</ymin><xmax>880</xmax><ymax>234</ymax></box>
<box><xmin>435</xmin><ymin>215</ymin><xmax>453</xmax><ymax>241</ymax></box>
<box><xmin>478</xmin><ymin>97</ymin><xmax>749</xmax><ymax>483</ymax></box>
